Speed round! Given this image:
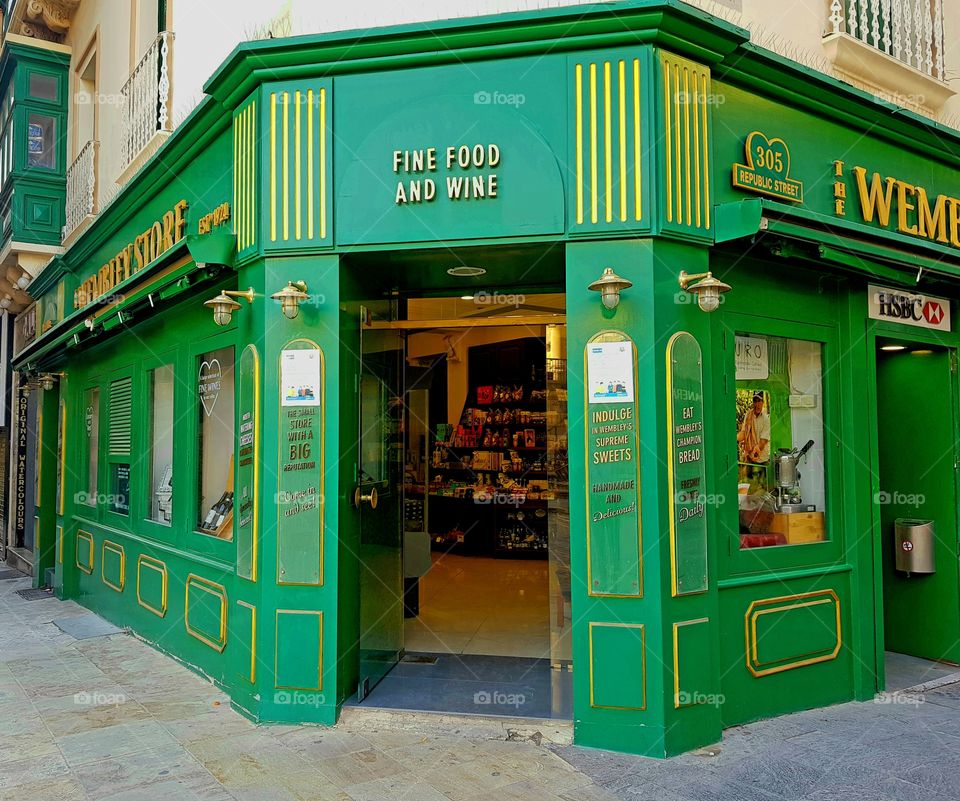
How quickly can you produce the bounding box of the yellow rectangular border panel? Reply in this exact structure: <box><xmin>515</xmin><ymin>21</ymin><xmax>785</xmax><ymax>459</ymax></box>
<box><xmin>76</xmin><ymin>530</ymin><xmax>94</xmax><ymax>574</ymax></box>
<box><xmin>137</xmin><ymin>555</ymin><xmax>168</xmax><ymax>617</ymax></box>
<box><xmin>588</xmin><ymin>621</ymin><xmax>646</xmax><ymax>710</ymax></box>
<box><xmin>744</xmin><ymin>590</ymin><xmax>841</xmax><ymax>677</ymax></box>
<box><xmin>101</xmin><ymin>540</ymin><xmax>126</xmax><ymax>592</ymax></box>
<box><xmin>184</xmin><ymin>574</ymin><xmax>228</xmax><ymax>652</ymax></box>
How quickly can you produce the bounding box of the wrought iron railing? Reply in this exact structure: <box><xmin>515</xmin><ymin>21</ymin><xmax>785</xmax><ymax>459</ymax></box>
<box><xmin>63</xmin><ymin>139</ymin><xmax>97</xmax><ymax>240</ymax></box>
<box><xmin>828</xmin><ymin>0</ymin><xmax>945</xmax><ymax>80</ymax></box>
<box><xmin>120</xmin><ymin>31</ymin><xmax>173</xmax><ymax>171</ymax></box>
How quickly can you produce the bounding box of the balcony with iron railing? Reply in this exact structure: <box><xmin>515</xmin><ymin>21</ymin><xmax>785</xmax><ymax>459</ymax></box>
<box><xmin>119</xmin><ymin>30</ymin><xmax>174</xmax><ymax>179</ymax></box>
<box><xmin>824</xmin><ymin>0</ymin><xmax>953</xmax><ymax>111</ymax></box>
<box><xmin>62</xmin><ymin>139</ymin><xmax>97</xmax><ymax>243</ymax></box>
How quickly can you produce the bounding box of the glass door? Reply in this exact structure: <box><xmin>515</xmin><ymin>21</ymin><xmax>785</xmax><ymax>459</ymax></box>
<box><xmin>356</xmin><ymin>307</ymin><xmax>405</xmax><ymax>699</ymax></box>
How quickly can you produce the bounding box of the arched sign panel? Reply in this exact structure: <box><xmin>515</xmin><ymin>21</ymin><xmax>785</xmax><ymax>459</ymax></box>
<box><xmin>584</xmin><ymin>331</ymin><xmax>642</xmax><ymax>597</ymax></box>
<box><xmin>666</xmin><ymin>332</ymin><xmax>707</xmax><ymax>596</ymax></box>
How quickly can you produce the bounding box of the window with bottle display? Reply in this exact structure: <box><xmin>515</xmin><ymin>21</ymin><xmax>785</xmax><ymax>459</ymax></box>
<box><xmin>735</xmin><ymin>334</ymin><xmax>827</xmax><ymax>549</ymax></box>
<box><xmin>196</xmin><ymin>347</ymin><xmax>235</xmax><ymax>539</ymax></box>
<box><xmin>148</xmin><ymin>364</ymin><xmax>174</xmax><ymax>524</ymax></box>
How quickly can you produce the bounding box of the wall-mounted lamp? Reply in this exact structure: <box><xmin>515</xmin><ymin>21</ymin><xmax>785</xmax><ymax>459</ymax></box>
<box><xmin>40</xmin><ymin>373</ymin><xmax>59</xmax><ymax>391</ymax></box>
<box><xmin>588</xmin><ymin>267</ymin><xmax>632</xmax><ymax>310</ymax></box>
<box><xmin>678</xmin><ymin>271</ymin><xmax>731</xmax><ymax>313</ymax></box>
<box><xmin>271</xmin><ymin>281</ymin><xmax>310</xmax><ymax>320</ymax></box>
<box><xmin>0</xmin><ymin>296</ymin><xmax>12</xmax><ymax>310</ymax></box>
<box><xmin>204</xmin><ymin>287</ymin><xmax>255</xmax><ymax>327</ymax></box>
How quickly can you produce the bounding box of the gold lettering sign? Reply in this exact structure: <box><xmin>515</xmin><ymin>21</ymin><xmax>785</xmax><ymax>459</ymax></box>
<box><xmin>73</xmin><ymin>199</ymin><xmax>189</xmax><ymax>309</ymax></box>
<box><xmin>838</xmin><ymin>162</ymin><xmax>959</xmax><ymax>248</ymax></box>
<box><xmin>198</xmin><ymin>202</ymin><xmax>231</xmax><ymax>235</ymax></box>
<box><xmin>731</xmin><ymin>131</ymin><xmax>803</xmax><ymax>203</ymax></box>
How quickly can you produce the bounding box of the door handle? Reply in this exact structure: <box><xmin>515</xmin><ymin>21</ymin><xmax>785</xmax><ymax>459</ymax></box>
<box><xmin>354</xmin><ymin>486</ymin><xmax>378</xmax><ymax>509</ymax></box>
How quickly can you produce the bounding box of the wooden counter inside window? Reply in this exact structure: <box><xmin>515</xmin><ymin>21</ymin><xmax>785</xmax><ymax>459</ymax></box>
<box><xmin>769</xmin><ymin>511</ymin><xmax>825</xmax><ymax>544</ymax></box>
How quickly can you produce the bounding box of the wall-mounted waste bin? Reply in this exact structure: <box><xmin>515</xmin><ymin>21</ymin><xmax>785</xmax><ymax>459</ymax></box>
<box><xmin>894</xmin><ymin>519</ymin><xmax>935</xmax><ymax>575</ymax></box>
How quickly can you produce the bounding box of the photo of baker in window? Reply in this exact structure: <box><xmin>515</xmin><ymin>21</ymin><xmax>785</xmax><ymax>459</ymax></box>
<box><xmin>737</xmin><ymin>390</ymin><xmax>771</xmax><ymax>489</ymax></box>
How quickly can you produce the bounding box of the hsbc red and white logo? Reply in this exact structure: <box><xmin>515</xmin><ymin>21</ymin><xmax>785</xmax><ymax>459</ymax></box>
<box><xmin>869</xmin><ymin>284</ymin><xmax>951</xmax><ymax>333</ymax></box>
<box><xmin>923</xmin><ymin>301</ymin><xmax>944</xmax><ymax>326</ymax></box>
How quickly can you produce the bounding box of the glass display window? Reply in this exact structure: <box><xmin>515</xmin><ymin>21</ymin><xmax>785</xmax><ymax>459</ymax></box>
<box><xmin>735</xmin><ymin>334</ymin><xmax>827</xmax><ymax>549</ymax></box>
<box><xmin>148</xmin><ymin>364</ymin><xmax>175</xmax><ymax>524</ymax></box>
<box><xmin>196</xmin><ymin>346</ymin><xmax>235</xmax><ymax>540</ymax></box>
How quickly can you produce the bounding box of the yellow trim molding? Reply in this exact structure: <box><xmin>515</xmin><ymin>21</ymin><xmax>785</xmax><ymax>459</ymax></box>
<box><xmin>673</xmin><ymin>618</ymin><xmax>709</xmax><ymax>708</ymax></box>
<box><xmin>744</xmin><ymin>590</ymin><xmax>842</xmax><ymax>678</ymax></box>
<box><xmin>588</xmin><ymin>621</ymin><xmax>646</xmax><ymax>710</ymax></box>
<box><xmin>274</xmin><ymin>609</ymin><xmax>323</xmax><ymax>691</ymax></box>
<box><xmin>136</xmin><ymin>555</ymin><xmax>168</xmax><ymax>617</ymax></box>
<box><xmin>76</xmin><ymin>530</ymin><xmax>94</xmax><ymax>574</ymax></box>
<box><xmin>237</xmin><ymin>600</ymin><xmax>257</xmax><ymax>683</ymax></box>
<box><xmin>101</xmin><ymin>540</ymin><xmax>125</xmax><ymax>592</ymax></box>
<box><xmin>184</xmin><ymin>574</ymin><xmax>228</xmax><ymax>652</ymax></box>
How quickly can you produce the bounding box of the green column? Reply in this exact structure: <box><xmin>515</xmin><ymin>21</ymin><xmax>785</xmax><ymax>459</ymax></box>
<box><xmin>567</xmin><ymin>238</ymin><xmax>722</xmax><ymax>757</ymax></box>
<box><xmin>247</xmin><ymin>254</ymin><xmax>341</xmax><ymax>725</ymax></box>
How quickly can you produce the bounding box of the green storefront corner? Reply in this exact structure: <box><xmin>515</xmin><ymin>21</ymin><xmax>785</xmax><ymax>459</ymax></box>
<box><xmin>11</xmin><ymin>0</ymin><xmax>960</xmax><ymax>757</ymax></box>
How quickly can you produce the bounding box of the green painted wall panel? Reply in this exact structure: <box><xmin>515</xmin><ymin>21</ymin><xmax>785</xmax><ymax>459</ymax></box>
<box><xmin>674</xmin><ymin>619</ymin><xmax>711</xmax><ymax>708</ymax></box>
<box><xmin>589</xmin><ymin>622</ymin><xmax>645</xmax><ymax>709</ymax></box>
<box><xmin>275</xmin><ymin>610</ymin><xmax>323</xmax><ymax>690</ymax></box>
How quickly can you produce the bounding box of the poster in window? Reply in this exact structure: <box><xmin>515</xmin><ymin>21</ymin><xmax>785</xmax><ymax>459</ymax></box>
<box><xmin>281</xmin><ymin>348</ymin><xmax>321</xmax><ymax>406</ymax></box>
<box><xmin>586</xmin><ymin>340</ymin><xmax>635</xmax><ymax>404</ymax></box>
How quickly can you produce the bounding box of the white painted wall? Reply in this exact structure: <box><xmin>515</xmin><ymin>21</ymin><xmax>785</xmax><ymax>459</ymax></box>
<box><xmin>57</xmin><ymin>0</ymin><xmax>960</xmax><ymax>199</ymax></box>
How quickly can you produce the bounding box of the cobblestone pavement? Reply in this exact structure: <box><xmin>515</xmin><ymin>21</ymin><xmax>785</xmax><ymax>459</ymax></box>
<box><xmin>1</xmin><ymin>575</ymin><xmax>958</xmax><ymax>801</ymax></box>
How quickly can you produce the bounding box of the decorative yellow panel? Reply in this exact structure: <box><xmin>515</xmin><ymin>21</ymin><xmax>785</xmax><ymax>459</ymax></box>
<box><xmin>745</xmin><ymin>590</ymin><xmax>841</xmax><ymax>677</ymax></box>
<box><xmin>185</xmin><ymin>574</ymin><xmax>228</xmax><ymax>652</ymax></box>
<box><xmin>233</xmin><ymin>93</ymin><xmax>259</xmax><ymax>254</ymax></box>
<box><xmin>571</xmin><ymin>53</ymin><xmax>645</xmax><ymax>231</ymax></box>
<box><xmin>101</xmin><ymin>540</ymin><xmax>125</xmax><ymax>592</ymax></box>
<box><xmin>137</xmin><ymin>555</ymin><xmax>168</xmax><ymax>617</ymax></box>
<box><xmin>659</xmin><ymin>51</ymin><xmax>711</xmax><ymax>237</ymax></box>
<box><xmin>76</xmin><ymin>530</ymin><xmax>94</xmax><ymax>574</ymax></box>
<box><xmin>236</xmin><ymin>600</ymin><xmax>257</xmax><ymax>684</ymax></box>
<box><xmin>266</xmin><ymin>80</ymin><xmax>332</xmax><ymax>250</ymax></box>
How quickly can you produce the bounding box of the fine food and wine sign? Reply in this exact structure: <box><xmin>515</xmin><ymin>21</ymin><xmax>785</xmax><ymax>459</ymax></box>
<box><xmin>585</xmin><ymin>333</ymin><xmax>642</xmax><ymax>597</ymax></box>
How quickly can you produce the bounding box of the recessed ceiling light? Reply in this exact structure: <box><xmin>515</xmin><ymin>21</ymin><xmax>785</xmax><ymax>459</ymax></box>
<box><xmin>447</xmin><ymin>266</ymin><xmax>486</xmax><ymax>277</ymax></box>
<box><xmin>912</xmin><ymin>349</ymin><xmax>934</xmax><ymax>355</ymax></box>
<box><xmin>460</xmin><ymin>295</ymin><xmax>474</xmax><ymax>301</ymax></box>
<box><xmin>881</xmin><ymin>344</ymin><xmax>906</xmax><ymax>352</ymax></box>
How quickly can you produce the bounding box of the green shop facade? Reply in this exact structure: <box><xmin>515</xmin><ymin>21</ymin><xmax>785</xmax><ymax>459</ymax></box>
<box><xmin>13</xmin><ymin>0</ymin><xmax>960</xmax><ymax>757</ymax></box>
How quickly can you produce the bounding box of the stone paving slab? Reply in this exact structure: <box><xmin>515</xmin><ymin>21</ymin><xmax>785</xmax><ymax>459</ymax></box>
<box><xmin>1</xmin><ymin>576</ymin><xmax>959</xmax><ymax>801</ymax></box>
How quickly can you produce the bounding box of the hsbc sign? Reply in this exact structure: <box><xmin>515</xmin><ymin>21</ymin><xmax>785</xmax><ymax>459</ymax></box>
<box><xmin>868</xmin><ymin>284</ymin><xmax>951</xmax><ymax>332</ymax></box>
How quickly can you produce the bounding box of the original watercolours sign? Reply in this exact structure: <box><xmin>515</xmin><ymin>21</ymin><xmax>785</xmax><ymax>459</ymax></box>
<box><xmin>276</xmin><ymin>339</ymin><xmax>324</xmax><ymax>586</ymax></box>
<box><xmin>585</xmin><ymin>332</ymin><xmax>642</xmax><ymax>597</ymax></box>
<box><xmin>666</xmin><ymin>332</ymin><xmax>707</xmax><ymax>596</ymax></box>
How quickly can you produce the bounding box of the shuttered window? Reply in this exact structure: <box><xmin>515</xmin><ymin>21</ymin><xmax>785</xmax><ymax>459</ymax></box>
<box><xmin>106</xmin><ymin>375</ymin><xmax>132</xmax><ymax>516</ymax></box>
<box><xmin>108</xmin><ymin>377</ymin><xmax>132</xmax><ymax>456</ymax></box>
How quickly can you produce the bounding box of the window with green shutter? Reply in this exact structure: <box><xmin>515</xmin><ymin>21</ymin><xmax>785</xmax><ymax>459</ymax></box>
<box><xmin>107</xmin><ymin>375</ymin><xmax>132</xmax><ymax>516</ymax></box>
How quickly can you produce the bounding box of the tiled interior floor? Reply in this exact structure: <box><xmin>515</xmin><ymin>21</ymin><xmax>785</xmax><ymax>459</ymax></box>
<box><xmin>351</xmin><ymin>652</ymin><xmax>574</xmax><ymax>719</ymax></box>
<box><xmin>885</xmin><ymin>650</ymin><xmax>960</xmax><ymax>692</ymax></box>
<box><xmin>404</xmin><ymin>553</ymin><xmax>552</xmax><ymax>659</ymax></box>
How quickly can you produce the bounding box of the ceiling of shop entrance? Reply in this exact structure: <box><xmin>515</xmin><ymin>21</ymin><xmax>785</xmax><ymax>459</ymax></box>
<box><xmin>340</xmin><ymin>241</ymin><xmax>565</xmax><ymax>298</ymax></box>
